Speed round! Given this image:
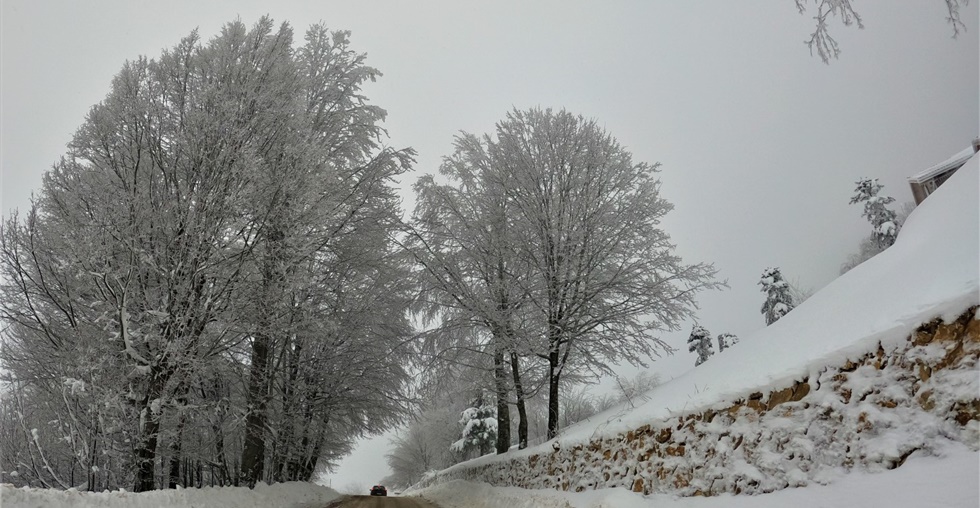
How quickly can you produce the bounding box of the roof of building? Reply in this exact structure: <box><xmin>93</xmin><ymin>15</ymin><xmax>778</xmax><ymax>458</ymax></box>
<box><xmin>909</xmin><ymin>145</ymin><xmax>977</xmax><ymax>183</ymax></box>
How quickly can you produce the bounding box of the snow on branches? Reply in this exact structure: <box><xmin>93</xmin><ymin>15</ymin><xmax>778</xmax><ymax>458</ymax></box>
<box><xmin>451</xmin><ymin>403</ymin><xmax>498</xmax><ymax>457</ymax></box>
<box><xmin>759</xmin><ymin>267</ymin><xmax>795</xmax><ymax>326</ymax></box>
<box><xmin>850</xmin><ymin>177</ymin><xmax>898</xmax><ymax>250</ymax></box>
<box><xmin>717</xmin><ymin>333</ymin><xmax>739</xmax><ymax>352</ymax></box>
<box><xmin>687</xmin><ymin>325</ymin><xmax>714</xmax><ymax>367</ymax></box>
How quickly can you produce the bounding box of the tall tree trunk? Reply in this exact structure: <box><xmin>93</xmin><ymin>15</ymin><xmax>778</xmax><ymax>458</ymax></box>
<box><xmin>273</xmin><ymin>337</ymin><xmax>302</xmax><ymax>481</ymax></box>
<box><xmin>212</xmin><ymin>395</ymin><xmax>228</xmax><ymax>487</ymax></box>
<box><xmin>546</xmin><ymin>333</ymin><xmax>561</xmax><ymax>440</ymax></box>
<box><xmin>509</xmin><ymin>352</ymin><xmax>528</xmax><ymax>449</ymax></box>
<box><xmin>240</xmin><ymin>331</ymin><xmax>270</xmax><ymax>487</ymax></box>
<box><xmin>298</xmin><ymin>431</ymin><xmax>323</xmax><ymax>482</ymax></box>
<box><xmin>167</xmin><ymin>410</ymin><xmax>185</xmax><ymax>488</ymax></box>
<box><xmin>493</xmin><ymin>342</ymin><xmax>511</xmax><ymax>454</ymax></box>
<box><xmin>133</xmin><ymin>370</ymin><xmax>168</xmax><ymax>492</ymax></box>
<box><xmin>241</xmin><ymin>228</ymin><xmax>284</xmax><ymax>487</ymax></box>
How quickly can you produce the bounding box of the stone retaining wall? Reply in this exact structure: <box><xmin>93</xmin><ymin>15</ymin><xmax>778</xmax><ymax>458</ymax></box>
<box><xmin>420</xmin><ymin>307</ymin><xmax>979</xmax><ymax>496</ymax></box>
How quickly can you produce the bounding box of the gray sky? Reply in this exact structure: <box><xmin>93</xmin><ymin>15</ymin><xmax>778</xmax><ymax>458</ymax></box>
<box><xmin>2</xmin><ymin>0</ymin><xmax>977</xmax><ymax>492</ymax></box>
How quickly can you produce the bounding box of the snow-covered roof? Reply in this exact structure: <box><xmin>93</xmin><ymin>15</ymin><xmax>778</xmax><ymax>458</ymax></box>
<box><xmin>908</xmin><ymin>145</ymin><xmax>976</xmax><ymax>183</ymax></box>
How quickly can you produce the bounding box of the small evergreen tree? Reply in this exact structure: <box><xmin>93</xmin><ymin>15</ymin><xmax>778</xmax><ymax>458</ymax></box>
<box><xmin>717</xmin><ymin>333</ymin><xmax>739</xmax><ymax>352</ymax></box>
<box><xmin>687</xmin><ymin>325</ymin><xmax>714</xmax><ymax>366</ymax></box>
<box><xmin>450</xmin><ymin>397</ymin><xmax>498</xmax><ymax>458</ymax></box>
<box><xmin>849</xmin><ymin>178</ymin><xmax>898</xmax><ymax>250</ymax></box>
<box><xmin>760</xmin><ymin>267</ymin><xmax>795</xmax><ymax>325</ymax></box>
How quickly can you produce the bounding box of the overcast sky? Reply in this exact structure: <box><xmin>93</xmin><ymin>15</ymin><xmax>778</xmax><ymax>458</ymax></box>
<box><xmin>2</xmin><ymin>0</ymin><xmax>977</xmax><ymax>493</ymax></box>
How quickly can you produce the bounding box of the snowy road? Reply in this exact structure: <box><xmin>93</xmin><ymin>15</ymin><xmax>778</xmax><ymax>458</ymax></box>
<box><xmin>327</xmin><ymin>495</ymin><xmax>443</xmax><ymax>508</ymax></box>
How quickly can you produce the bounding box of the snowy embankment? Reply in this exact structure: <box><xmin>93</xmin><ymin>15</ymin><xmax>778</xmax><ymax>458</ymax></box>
<box><xmin>417</xmin><ymin>441</ymin><xmax>979</xmax><ymax>508</ymax></box>
<box><xmin>557</xmin><ymin>152</ymin><xmax>979</xmax><ymax>445</ymax></box>
<box><xmin>0</xmin><ymin>481</ymin><xmax>341</xmax><ymax>508</ymax></box>
<box><xmin>409</xmin><ymin>154</ymin><xmax>979</xmax><ymax>500</ymax></box>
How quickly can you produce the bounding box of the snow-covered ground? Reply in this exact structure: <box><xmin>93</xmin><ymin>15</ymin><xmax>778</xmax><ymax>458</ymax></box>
<box><xmin>413</xmin><ymin>441</ymin><xmax>979</xmax><ymax>507</ymax></box>
<box><xmin>0</xmin><ymin>481</ymin><xmax>342</xmax><ymax>508</ymax></box>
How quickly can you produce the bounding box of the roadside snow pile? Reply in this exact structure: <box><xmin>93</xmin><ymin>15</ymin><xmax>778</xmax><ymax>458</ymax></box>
<box><xmin>414</xmin><ymin>441</ymin><xmax>979</xmax><ymax>508</ymax></box>
<box><xmin>0</xmin><ymin>481</ymin><xmax>341</xmax><ymax>508</ymax></box>
<box><xmin>414</xmin><ymin>155</ymin><xmax>979</xmax><ymax>496</ymax></box>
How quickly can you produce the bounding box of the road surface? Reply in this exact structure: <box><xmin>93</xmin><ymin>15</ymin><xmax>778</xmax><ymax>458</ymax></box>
<box><xmin>327</xmin><ymin>495</ymin><xmax>443</xmax><ymax>507</ymax></box>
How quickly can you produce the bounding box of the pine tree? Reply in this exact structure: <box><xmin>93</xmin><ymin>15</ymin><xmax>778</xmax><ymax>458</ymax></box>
<box><xmin>717</xmin><ymin>333</ymin><xmax>739</xmax><ymax>352</ymax></box>
<box><xmin>849</xmin><ymin>178</ymin><xmax>898</xmax><ymax>250</ymax></box>
<box><xmin>759</xmin><ymin>267</ymin><xmax>795</xmax><ymax>325</ymax></box>
<box><xmin>450</xmin><ymin>396</ymin><xmax>498</xmax><ymax>458</ymax></box>
<box><xmin>687</xmin><ymin>325</ymin><xmax>714</xmax><ymax>366</ymax></box>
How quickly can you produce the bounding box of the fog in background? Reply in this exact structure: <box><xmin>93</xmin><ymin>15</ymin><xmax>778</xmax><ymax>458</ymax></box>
<box><xmin>2</xmin><ymin>0</ymin><xmax>977</xmax><ymax>490</ymax></box>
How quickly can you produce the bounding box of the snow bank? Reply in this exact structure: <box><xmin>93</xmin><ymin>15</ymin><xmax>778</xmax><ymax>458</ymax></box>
<box><xmin>0</xmin><ymin>481</ymin><xmax>342</xmax><ymax>508</ymax></box>
<box><xmin>414</xmin><ymin>441</ymin><xmax>979</xmax><ymax>507</ymax></box>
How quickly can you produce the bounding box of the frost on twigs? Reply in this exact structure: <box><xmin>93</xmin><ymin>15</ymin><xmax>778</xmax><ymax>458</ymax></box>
<box><xmin>795</xmin><ymin>0</ymin><xmax>863</xmax><ymax>63</ymax></box>
<box><xmin>795</xmin><ymin>0</ymin><xmax>970</xmax><ymax>63</ymax></box>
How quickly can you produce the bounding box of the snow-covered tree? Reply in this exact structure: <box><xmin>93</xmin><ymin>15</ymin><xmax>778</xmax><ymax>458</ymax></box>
<box><xmin>0</xmin><ymin>17</ymin><xmax>413</xmax><ymax>492</ymax></box>
<box><xmin>760</xmin><ymin>267</ymin><xmax>796</xmax><ymax>326</ymax></box>
<box><xmin>494</xmin><ymin>108</ymin><xmax>720</xmax><ymax>439</ymax></box>
<box><xmin>687</xmin><ymin>325</ymin><xmax>714</xmax><ymax>366</ymax></box>
<box><xmin>450</xmin><ymin>399</ymin><xmax>498</xmax><ymax>458</ymax></box>
<box><xmin>841</xmin><ymin>201</ymin><xmax>914</xmax><ymax>274</ymax></box>
<box><xmin>717</xmin><ymin>333</ymin><xmax>739</xmax><ymax>352</ymax></box>
<box><xmin>406</xmin><ymin>132</ymin><xmax>534</xmax><ymax>453</ymax></box>
<box><xmin>849</xmin><ymin>178</ymin><xmax>898</xmax><ymax>250</ymax></box>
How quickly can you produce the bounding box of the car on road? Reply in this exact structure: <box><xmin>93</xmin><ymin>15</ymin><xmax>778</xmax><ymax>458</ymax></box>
<box><xmin>370</xmin><ymin>485</ymin><xmax>387</xmax><ymax>496</ymax></box>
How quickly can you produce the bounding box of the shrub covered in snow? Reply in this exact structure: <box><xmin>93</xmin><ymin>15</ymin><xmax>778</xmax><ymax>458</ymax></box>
<box><xmin>452</xmin><ymin>404</ymin><xmax>498</xmax><ymax>458</ymax></box>
<box><xmin>686</xmin><ymin>325</ymin><xmax>714</xmax><ymax>366</ymax></box>
<box><xmin>717</xmin><ymin>333</ymin><xmax>738</xmax><ymax>352</ymax></box>
<box><xmin>758</xmin><ymin>267</ymin><xmax>795</xmax><ymax>325</ymax></box>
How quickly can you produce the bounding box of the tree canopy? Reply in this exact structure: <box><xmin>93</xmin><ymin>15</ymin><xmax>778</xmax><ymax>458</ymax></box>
<box><xmin>0</xmin><ymin>18</ymin><xmax>413</xmax><ymax>491</ymax></box>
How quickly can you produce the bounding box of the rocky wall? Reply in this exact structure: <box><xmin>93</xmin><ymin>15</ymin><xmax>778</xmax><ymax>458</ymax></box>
<box><xmin>420</xmin><ymin>307</ymin><xmax>980</xmax><ymax>497</ymax></box>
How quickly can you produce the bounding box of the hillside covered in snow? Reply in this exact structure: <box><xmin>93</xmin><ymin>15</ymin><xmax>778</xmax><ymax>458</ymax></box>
<box><xmin>408</xmin><ymin>154</ymin><xmax>980</xmax><ymax>503</ymax></box>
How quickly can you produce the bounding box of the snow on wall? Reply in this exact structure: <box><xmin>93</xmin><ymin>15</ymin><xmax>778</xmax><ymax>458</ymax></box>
<box><xmin>412</xmin><ymin>156</ymin><xmax>979</xmax><ymax>496</ymax></box>
<box><xmin>416</xmin><ymin>444</ymin><xmax>979</xmax><ymax>508</ymax></box>
<box><xmin>413</xmin><ymin>311</ymin><xmax>979</xmax><ymax>496</ymax></box>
